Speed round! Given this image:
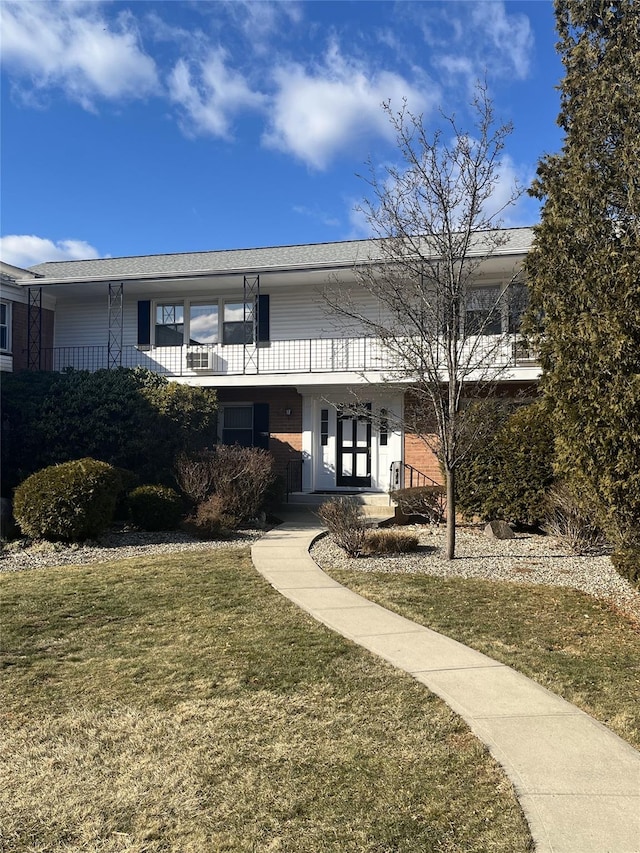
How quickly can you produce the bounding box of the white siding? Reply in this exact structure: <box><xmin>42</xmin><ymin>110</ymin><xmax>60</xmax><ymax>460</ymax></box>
<box><xmin>269</xmin><ymin>287</ymin><xmax>382</xmax><ymax>341</ymax></box>
<box><xmin>53</xmin><ymin>298</ymin><xmax>110</xmax><ymax>348</ymax></box>
<box><xmin>54</xmin><ymin>286</ymin><xmax>383</xmax><ymax>349</ymax></box>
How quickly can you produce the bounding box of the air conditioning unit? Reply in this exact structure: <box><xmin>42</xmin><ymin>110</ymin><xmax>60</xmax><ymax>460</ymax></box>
<box><xmin>512</xmin><ymin>340</ymin><xmax>538</xmax><ymax>364</ymax></box>
<box><xmin>186</xmin><ymin>351</ymin><xmax>211</xmax><ymax>370</ymax></box>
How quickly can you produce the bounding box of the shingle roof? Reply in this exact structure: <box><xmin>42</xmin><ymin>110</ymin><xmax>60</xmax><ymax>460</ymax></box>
<box><xmin>28</xmin><ymin>227</ymin><xmax>534</xmax><ymax>282</ymax></box>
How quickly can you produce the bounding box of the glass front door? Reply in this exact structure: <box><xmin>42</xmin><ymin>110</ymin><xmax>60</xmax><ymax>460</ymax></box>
<box><xmin>336</xmin><ymin>404</ymin><xmax>371</xmax><ymax>487</ymax></box>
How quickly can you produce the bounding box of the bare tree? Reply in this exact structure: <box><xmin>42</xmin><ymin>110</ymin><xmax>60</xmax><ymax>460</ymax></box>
<box><xmin>324</xmin><ymin>85</ymin><xmax>525</xmax><ymax>559</ymax></box>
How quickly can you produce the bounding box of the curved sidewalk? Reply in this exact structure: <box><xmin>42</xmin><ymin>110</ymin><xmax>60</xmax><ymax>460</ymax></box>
<box><xmin>251</xmin><ymin>509</ymin><xmax>640</xmax><ymax>853</ymax></box>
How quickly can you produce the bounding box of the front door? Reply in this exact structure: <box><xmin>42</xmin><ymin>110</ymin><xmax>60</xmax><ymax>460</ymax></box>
<box><xmin>336</xmin><ymin>404</ymin><xmax>371</xmax><ymax>487</ymax></box>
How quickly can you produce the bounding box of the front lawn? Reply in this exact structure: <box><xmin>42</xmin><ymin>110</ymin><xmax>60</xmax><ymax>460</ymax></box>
<box><xmin>0</xmin><ymin>548</ymin><xmax>532</xmax><ymax>853</ymax></box>
<box><xmin>326</xmin><ymin>568</ymin><xmax>640</xmax><ymax>750</ymax></box>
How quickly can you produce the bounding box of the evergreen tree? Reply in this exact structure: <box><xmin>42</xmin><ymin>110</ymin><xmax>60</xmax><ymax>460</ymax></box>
<box><xmin>525</xmin><ymin>0</ymin><xmax>640</xmax><ymax>574</ymax></box>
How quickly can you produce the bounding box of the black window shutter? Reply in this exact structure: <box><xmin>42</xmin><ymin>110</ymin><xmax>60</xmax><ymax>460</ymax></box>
<box><xmin>137</xmin><ymin>301</ymin><xmax>151</xmax><ymax>346</ymax></box>
<box><xmin>257</xmin><ymin>294</ymin><xmax>270</xmax><ymax>343</ymax></box>
<box><xmin>253</xmin><ymin>402</ymin><xmax>270</xmax><ymax>449</ymax></box>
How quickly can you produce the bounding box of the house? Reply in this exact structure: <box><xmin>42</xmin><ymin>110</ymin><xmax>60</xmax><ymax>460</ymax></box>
<box><xmin>4</xmin><ymin>228</ymin><xmax>540</xmax><ymax>496</ymax></box>
<box><xmin>0</xmin><ymin>262</ymin><xmax>55</xmax><ymax>374</ymax></box>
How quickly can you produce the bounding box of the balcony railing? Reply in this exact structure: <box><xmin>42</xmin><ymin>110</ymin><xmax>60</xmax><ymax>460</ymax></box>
<box><xmin>41</xmin><ymin>335</ymin><xmax>539</xmax><ymax>377</ymax></box>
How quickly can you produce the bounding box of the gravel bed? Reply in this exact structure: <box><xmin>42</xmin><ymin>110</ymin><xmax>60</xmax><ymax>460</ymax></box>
<box><xmin>0</xmin><ymin>528</ymin><xmax>266</xmax><ymax>573</ymax></box>
<box><xmin>310</xmin><ymin>525</ymin><xmax>640</xmax><ymax>623</ymax></box>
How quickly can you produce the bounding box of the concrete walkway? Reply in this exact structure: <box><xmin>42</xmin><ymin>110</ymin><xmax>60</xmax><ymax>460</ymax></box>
<box><xmin>251</xmin><ymin>509</ymin><xmax>640</xmax><ymax>853</ymax></box>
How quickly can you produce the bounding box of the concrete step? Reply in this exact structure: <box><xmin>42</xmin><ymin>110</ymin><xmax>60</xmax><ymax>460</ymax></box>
<box><xmin>286</xmin><ymin>492</ymin><xmax>393</xmax><ymax>507</ymax></box>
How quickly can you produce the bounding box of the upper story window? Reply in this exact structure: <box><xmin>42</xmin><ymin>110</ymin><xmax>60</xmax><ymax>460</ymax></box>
<box><xmin>189</xmin><ymin>304</ymin><xmax>219</xmax><ymax>344</ymax></box>
<box><xmin>508</xmin><ymin>284</ymin><xmax>529</xmax><ymax>333</ymax></box>
<box><xmin>0</xmin><ymin>302</ymin><xmax>10</xmax><ymax>352</ymax></box>
<box><xmin>465</xmin><ymin>287</ymin><xmax>503</xmax><ymax>335</ymax></box>
<box><xmin>465</xmin><ymin>283</ymin><xmax>528</xmax><ymax>336</ymax></box>
<box><xmin>146</xmin><ymin>296</ymin><xmax>267</xmax><ymax>347</ymax></box>
<box><xmin>223</xmin><ymin>301</ymin><xmax>253</xmax><ymax>344</ymax></box>
<box><xmin>156</xmin><ymin>303</ymin><xmax>184</xmax><ymax>346</ymax></box>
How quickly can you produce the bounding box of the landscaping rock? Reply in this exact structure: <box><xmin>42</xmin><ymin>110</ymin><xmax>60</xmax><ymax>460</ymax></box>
<box><xmin>484</xmin><ymin>520</ymin><xmax>515</xmax><ymax>540</ymax></box>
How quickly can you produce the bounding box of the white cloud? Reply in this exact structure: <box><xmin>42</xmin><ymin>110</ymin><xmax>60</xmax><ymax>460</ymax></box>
<box><xmin>426</xmin><ymin>1</ymin><xmax>534</xmax><ymax>88</ymax></box>
<box><xmin>472</xmin><ymin>2</ymin><xmax>533</xmax><ymax>80</ymax></box>
<box><xmin>0</xmin><ymin>235</ymin><xmax>102</xmax><ymax>268</ymax></box>
<box><xmin>263</xmin><ymin>42</ymin><xmax>438</xmax><ymax>170</ymax></box>
<box><xmin>0</xmin><ymin>1</ymin><xmax>158</xmax><ymax>109</ymax></box>
<box><xmin>168</xmin><ymin>50</ymin><xmax>266</xmax><ymax>139</ymax></box>
<box><xmin>222</xmin><ymin>1</ymin><xmax>304</xmax><ymax>53</ymax></box>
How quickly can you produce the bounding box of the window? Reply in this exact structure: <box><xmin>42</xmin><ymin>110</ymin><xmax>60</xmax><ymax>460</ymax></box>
<box><xmin>379</xmin><ymin>408</ymin><xmax>388</xmax><ymax>446</ymax></box>
<box><xmin>223</xmin><ymin>301</ymin><xmax>253</xmax><ymax>344</ymax></box>
<box><xmin>508</xmin><ymin>285</ymin><xmax>529</xmax><ymax>333</ymax></box>
<box><xmin>155</xmin><ymin>303</ymin><xmax>184</xmax><ymax>346</ymax></box>
<box><xmin>221</xmin><ymin>405</ymin><xmax>254</xmax><ymax>447</ymax></box>
<box><xmin>465</xmin><ymin>287</ymin><xmax>503</xmax><ymax>335</ymax></box>
<box><xmin>320</xmin><ymin>409</ymin><xmax>329</xmax><ymax>446</ymax></box>
<box><xmin>189</xmin><ymin>304</ymin><xmax>218</xmax><ymax>344</ymax></box>
<box><xmin>0</xmin><ymin>302</ymin><xmax>9</xmax><ymax>352</ymax></box>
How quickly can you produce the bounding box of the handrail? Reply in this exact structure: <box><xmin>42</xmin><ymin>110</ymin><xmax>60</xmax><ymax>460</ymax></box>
<box><xmin>403</xmin><ymin>463</ymin><xmax>442</xmax><ymax>490</ymax></box>
<box><xmin>389</xmin><ymin>461</ymin><xmax>442</xmax><ymax>491</ymax></box>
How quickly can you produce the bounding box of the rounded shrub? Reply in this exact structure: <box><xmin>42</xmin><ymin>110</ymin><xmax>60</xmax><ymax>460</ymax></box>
<box><xmin>127</xmin><ymin>485</ymin><xmax>183</xmax><ymax>531</ymax></box>
<box><xmin>457</xmin><ymin>399</ymin><xmax>555</xmax><ymax>528</ymax></box>
<box><xmin>13</xmin><ymin>458</ymin><xmax>122</xmax><ymax>542</ymax></box>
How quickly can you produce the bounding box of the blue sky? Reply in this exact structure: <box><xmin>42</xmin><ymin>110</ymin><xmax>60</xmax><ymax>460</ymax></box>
<box><xmin>0</xmin><ymin>1</ymin><xmax>564</xmax><ymax>268</ymax></box>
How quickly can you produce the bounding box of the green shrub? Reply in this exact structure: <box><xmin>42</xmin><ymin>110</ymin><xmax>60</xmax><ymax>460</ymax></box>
<box><xmin>127</xmin><ymin>485</ymin><xmax>183</xmax><ymax>532</ymax></box>
<box><xmin>364</xmin><ymin>529</ymin><xmax>420</xmax><ymax>555</ymax></box>
<box><xmin>0</xmin><ymin>368</ymin><xmax>217</xmax><ymax>494</ymax></box>
<box><xmin>611</xmin><ymin>548</ymin><xmax>640</xmax><ymax>588</ymax></box>
<box><xmin>456</xmin><ymin>399</ymin><xmax>555</xmax><ymax>528</ymax></box>
<box><xmin>390</xmin><ymin>486</ymin><xmax>445</xmax><ymax>524</ymax></box>
<box><xmin>13</xmin><ymin>458</ymin><xmax>122</xmax><ymax>542</ymax></box>
<box><xmin>318</xmin><ymin>498</ymin><xmax>367</xmax><ymax>557</ymax></box>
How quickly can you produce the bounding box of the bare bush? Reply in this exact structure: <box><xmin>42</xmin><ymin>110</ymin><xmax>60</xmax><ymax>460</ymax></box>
<box><xmin>183</xmin><ymin>494</ymin><xmax>236</xmax><ymax>539</ymax></box>
<box><xmin>390</xmin><ymin>486</ymin><xmax>445</xmax><ymax>524</ymax></box>
<box><xmin>543</xmin><ymin>483</ymin><xmax>606</xmax><ymax>555</ymax></box>
<box><xmin>174</xmin><ymin>451</ymin><xmax>216</xmax><ymax>504</ymax></box>
<box><xmin>317</xmin><ymin>498</ymin><xmax>367</xmax><ymax>558</ymax></box>
<box><xmin>209</xmin><ymin>446</ymin><xmax>275</xmax><ymax>527</ymax></box>
<box><xmin>363</xmin><ymin>529</ymin><xmax>420</xmax><ymax>555</ymax></box>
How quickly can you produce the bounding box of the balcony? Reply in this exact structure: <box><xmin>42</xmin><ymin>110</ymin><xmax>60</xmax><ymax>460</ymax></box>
<box><xmin>40</xmin><ymin>335</ymin><xmax>539</xmax><ymax>379</ymax></box>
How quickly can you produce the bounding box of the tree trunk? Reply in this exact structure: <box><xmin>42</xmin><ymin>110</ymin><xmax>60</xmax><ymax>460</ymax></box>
<box><xmin>445</xmin><ymin>466</ymin><xmax>456</xmax><ymax>560</ymax></box>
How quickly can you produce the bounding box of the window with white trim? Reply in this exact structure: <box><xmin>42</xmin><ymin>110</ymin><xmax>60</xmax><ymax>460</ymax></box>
<box><xmin>0</xmin><ymin>302</ymin><xmax>10</xmax><ymax>352</ymax></box>
<box><xmin>189</xmin><ymin>304</ymin><xmax>219</xmax><ymax>344</ymax></box>
<box><xmin>465</xmin><ymin>287</ymin><xmax>503</xmax><ymax>335</ymax></box>
<box><xmin>223</xmin><ymin>301</ymin><xmax>253</xmax><ymax>344</ymax></box>
<box><xmin>155</xmin><ymin>303</ymin><xmax>184</xmax><ymax>346</ymax></box>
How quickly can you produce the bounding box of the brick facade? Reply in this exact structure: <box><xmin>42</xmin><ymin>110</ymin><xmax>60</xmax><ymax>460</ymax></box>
<box><xmin>11</xmin><ymin>302</ymin><xmax>55</xmax><ymax>372</ymax></box>
<box><xmin>216</xmin><ymin>386</ymin><xmax>303</xmax><ymax>478</ymax></box>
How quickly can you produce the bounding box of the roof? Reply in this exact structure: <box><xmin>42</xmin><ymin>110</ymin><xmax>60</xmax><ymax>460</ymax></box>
<box><xmin>26</xmin><ymin>227</ymin><xmax>534</xmax><ymax>284</ymax></box>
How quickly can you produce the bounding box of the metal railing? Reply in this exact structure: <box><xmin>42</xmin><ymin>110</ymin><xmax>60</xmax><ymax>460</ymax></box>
<box><xmin>41</xmin><ymin>334</ymin><xmax>539</xmax><ymax>378</ymax></box>
<box><xmin>389</xmin><ymin>461</ymin><xmax>446</xmax><ymax>522</ymax></box>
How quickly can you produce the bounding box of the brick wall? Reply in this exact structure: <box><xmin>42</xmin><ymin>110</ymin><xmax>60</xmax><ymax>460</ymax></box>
<box><xmin>12</xmin><ymin>303</ymin><xmax>55</xmax><ymax>372</ymax></box>
<box><xmin>403</xmin><ymin>432</ymin><xmax>443</xmax><ymax>484</ymax></box>
<box><xmin>401</xmin><ymin>383</ymin><xmax>539</xmax><ymax>487</ymax></box>
<box><xmin>216</xmin><ymin>386</ymin><xmax>303</xmax><ymax>478</ymax></box>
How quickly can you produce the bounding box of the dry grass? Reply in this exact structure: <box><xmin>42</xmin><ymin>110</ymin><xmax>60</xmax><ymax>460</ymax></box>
<box><xmin>0</xmin><ymin>549</ymin><xmax>532</xmax><ymax>852</ymax></box>
<box><xmin>363</xmin><ymin>529</ymin><xmax>420</xmax><ymax>555</ymax></box>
